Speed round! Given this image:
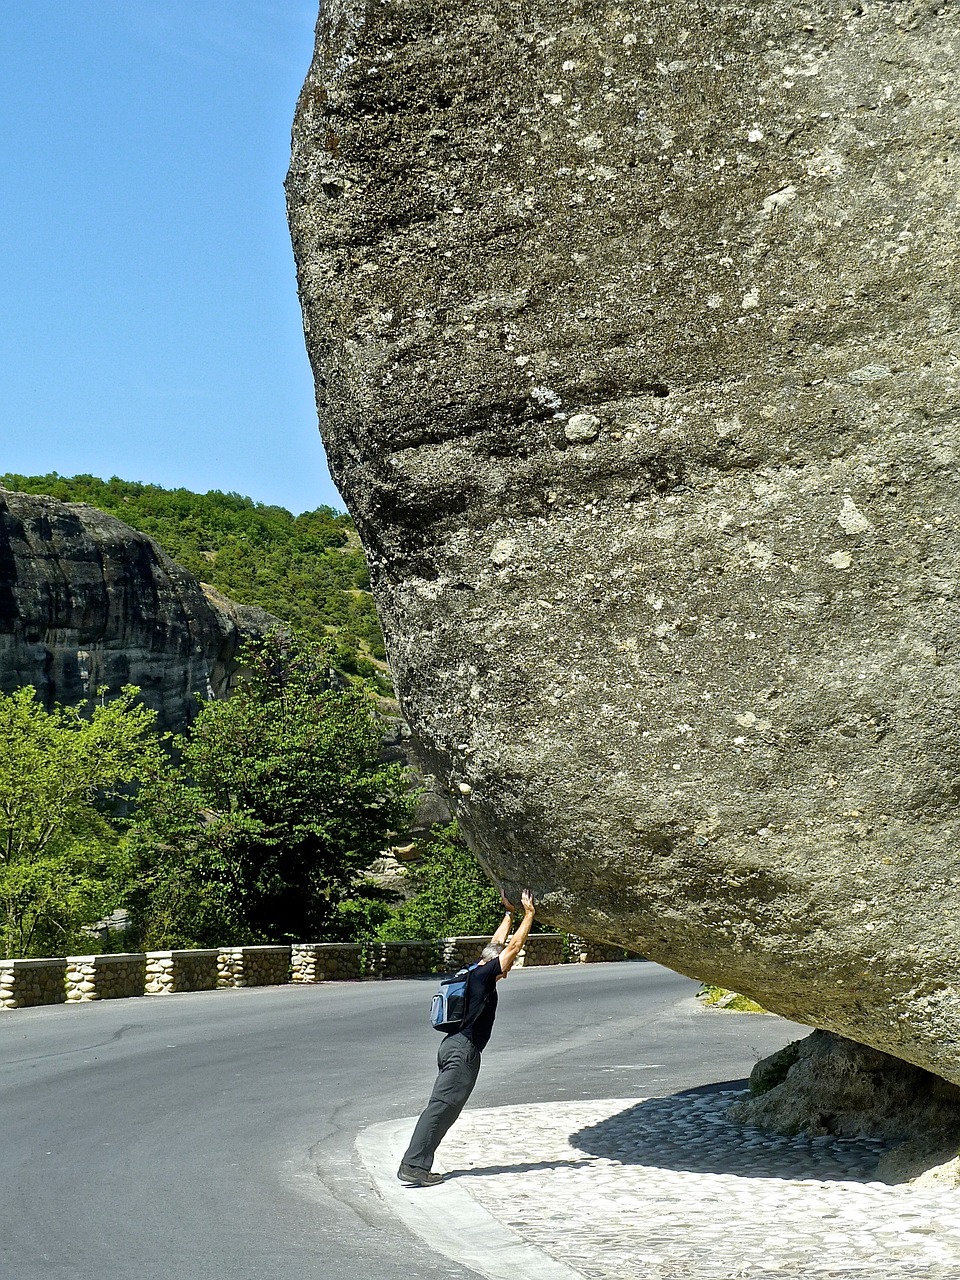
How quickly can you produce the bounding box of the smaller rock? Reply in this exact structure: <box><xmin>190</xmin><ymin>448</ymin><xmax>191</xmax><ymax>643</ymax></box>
<box><xmin>564</xmin><ymin>413</ymin><xmax>601</xmax><ymax>444</ymax></box>
<box><xmin>826</xmin><ymin>550</ymin><xmax>853</xmax><ymax>570</ymax></box>
<box><xmin>731</xmin><ymin>1030</ymin><xmax>960</xmax><ymax>1153</ymax></box>
<box><xmin>836</xmin><ymin>496</ymin><xmax>873</xmax><ymax>535</ymax></box>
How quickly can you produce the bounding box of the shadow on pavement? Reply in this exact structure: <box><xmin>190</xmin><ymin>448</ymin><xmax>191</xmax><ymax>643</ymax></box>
<box><xmin>569</xmin><ymin>1088</ymin><xmax>895</xmax><ymax>1183</ymax></box>
<box><xmin>445</xmin><ymin>1158</ymin><xmax>596</xmax><ymax>1179</ymax></box>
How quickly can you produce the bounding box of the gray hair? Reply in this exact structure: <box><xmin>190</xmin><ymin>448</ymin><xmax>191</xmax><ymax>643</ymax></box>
<box><xmin>479</xmin><ymin>942</ymin><xmax>505</xmax><ymax>962</ymax></box>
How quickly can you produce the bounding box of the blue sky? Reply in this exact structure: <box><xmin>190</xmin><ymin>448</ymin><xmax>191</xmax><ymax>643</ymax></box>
<box><xmin>0</xmin><ymin>1</ymin><xmax>343</xmax><ymax>514</ymax></box>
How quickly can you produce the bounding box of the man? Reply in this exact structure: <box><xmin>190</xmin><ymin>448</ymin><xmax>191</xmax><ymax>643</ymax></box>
<box><xmin>397</xmin><ymin>887</ymin><xmax>537</xmax><ymax>1186</ymax></box>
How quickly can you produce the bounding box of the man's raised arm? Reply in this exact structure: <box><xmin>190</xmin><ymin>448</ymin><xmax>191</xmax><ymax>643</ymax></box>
<box><xmin>489</xmin><ymin>890</ymin><xmax>516</xmax><ymax>948</ymax></box>
<box><xmin>498</xmin><ymin>889</ymin><xmax>536</xmax><ymax>974</ymax></box>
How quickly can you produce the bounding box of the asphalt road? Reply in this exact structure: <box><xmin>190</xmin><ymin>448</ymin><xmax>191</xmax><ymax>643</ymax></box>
<box><xmin>0</xmin><ymin>963</ymin><xmax>808</xmax><ymax>1280</ymax></box>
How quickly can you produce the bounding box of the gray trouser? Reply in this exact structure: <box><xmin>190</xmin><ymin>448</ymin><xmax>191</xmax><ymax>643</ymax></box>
<box><xmin>401</xmin><ymin>1033</ymin><xmax>481</xmax><ymax>1171</ymax></box>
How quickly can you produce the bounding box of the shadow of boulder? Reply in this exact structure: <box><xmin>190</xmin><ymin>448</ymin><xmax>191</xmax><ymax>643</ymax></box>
<box><xmin>570</xmin><ymin>1088</ymin><xmax>895</xmax><ymax>1183</ymax></box>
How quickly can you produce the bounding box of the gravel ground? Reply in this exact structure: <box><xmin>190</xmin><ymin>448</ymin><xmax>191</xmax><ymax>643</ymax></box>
<box><xmin>436</xmin><ymin>1093</ymin><xmax>960</xmax><ymax>1279</ymax></box>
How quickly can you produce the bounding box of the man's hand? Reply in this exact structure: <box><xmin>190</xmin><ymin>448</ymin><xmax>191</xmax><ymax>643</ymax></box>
<box><xmin>500</xmin><ymin>889</ymin><xmax>516</xmax><ymax>913</ymax></box>
<box><xmin>521</xmin><ymin>888</ymin><xmax>535</xmax><ymax>916</ymax></box>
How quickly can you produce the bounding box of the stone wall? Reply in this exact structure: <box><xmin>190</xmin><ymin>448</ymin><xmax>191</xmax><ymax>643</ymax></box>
<box><xmin>568</xmin><ymin>936</ymin><xmax>642</xmax><ymax>964</ymax></box>
<box><xmin>442</xmin><ymin>937</ymin><xmax>490</xmax><ymax>970</ymax></box>
<box><xmin>519</xmin><ymin>934</ymin><xmax>565</xmax><ymax>967</ymax></box>
<box><xmin>66</xmin><ymin>954</ymin><xmax>147</xmax><ymax>1002</ymax></box>
<box><xmin>441</xmin><ymin>933</ymin><xmax>567</xmax><ymax>969</ymax></box>
<box><xmin>0</xmin><ymin>959</ymin><xmax>67</xmax><ymax>1009</ymax></box>
<box><xmin>216</xmin><ymin>946</ymin><xmax>292</xmax><ymax>989</ymax></box>
<box><xmin>291</xmin><ymin>942</ymin><xmax>365</xmax><ymax>982</ymax></box>
<box><xmin>145</xmin><ymin>950</ymin><xmax>220</xmax><ymax>994</ymax></box>
<box><xmin>0</xmin><ymin>934</ymin><xmax>639</xmax><ymax>1010</ymax></box>
<box><xmin>367</xmin><ymin>940</ymin><xmax>443</xmax><ymax>978</ymax></box>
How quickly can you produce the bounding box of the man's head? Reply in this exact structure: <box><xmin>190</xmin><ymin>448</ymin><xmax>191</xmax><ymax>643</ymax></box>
<box><xmin>479</xmin><ymin>941</ymin><xmax>504</xmax><ymax>963</ymax></box>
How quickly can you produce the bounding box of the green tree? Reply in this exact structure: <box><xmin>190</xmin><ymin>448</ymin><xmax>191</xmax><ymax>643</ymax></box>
<box><xmin>121</xmin><ymin>773</ymin><xmax>244</xmax><ymax>950</ymax></box>
<box><xmin>0</xmin><ymin>686</ymin><xmax>166</xmax><ymax>958</ymax></box>
<box><xmin>130</xmin><ymin>632</ymin><xmax>412</xmax><ymax>946</ymax></box>
<box><xmin>377</xmin><ymin>823</ymin><xmax>503</xmax><ymax>941</ymax></box>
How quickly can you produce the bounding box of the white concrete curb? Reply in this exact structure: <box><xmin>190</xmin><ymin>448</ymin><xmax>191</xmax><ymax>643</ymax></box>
<box><xmin>356</xmin><ymin>1117</ymin><xmax>586</xmax><ymax>1280</ymax></box>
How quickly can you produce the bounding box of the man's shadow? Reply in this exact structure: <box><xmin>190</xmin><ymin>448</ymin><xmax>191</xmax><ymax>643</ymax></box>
<box><xmin>445</xmin><ymin>1157</ymin><xmax>596</xmax><ymax>1179</ymax></box>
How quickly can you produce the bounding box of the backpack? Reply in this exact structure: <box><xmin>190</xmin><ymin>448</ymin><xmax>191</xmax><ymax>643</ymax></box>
<box><xmin>430</xmin><ymin>962</ymin><xmax>486</xmax><ymax>1033</ymax></box>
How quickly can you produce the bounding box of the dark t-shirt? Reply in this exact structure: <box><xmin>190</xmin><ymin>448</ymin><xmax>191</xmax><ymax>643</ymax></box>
<box><xmin>457</xmin><ymin>957</ymin><xmax>500</xmax><ymax>1052</ymax></box>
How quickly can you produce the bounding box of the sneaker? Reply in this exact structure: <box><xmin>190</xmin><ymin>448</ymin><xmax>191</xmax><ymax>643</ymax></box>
<box><xmin>397</xmin><ymin>1162</ymin><xmax>444</xmax><ymax>1186</ymax></box>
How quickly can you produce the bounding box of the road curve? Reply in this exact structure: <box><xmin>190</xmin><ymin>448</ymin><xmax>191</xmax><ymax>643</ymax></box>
<box><xmin>0</xmin><ymin>963</ymin><xmax>806</xmax><ymax>1280</ymax></box>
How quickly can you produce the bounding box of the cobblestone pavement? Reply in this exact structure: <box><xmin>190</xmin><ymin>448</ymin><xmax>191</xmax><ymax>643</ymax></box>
<box><xmin>436</xmin><ymin>1093</ymin><xmax>960</xmax><ymax>1279</ymax></box>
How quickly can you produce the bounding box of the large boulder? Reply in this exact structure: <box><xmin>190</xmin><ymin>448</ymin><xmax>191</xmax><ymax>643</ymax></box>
<box><xmin>287</xmin><ymin>3</ymin><xmax>960</xmax><ymax>1081</ymax></box>
<box><xmin>0</xmin><ymin>488</ymin><xmax>277</xmax><ymax>731</ymax></box>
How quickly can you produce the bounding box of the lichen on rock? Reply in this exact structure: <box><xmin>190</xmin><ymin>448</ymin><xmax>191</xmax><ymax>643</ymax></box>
<box><xmin>287</xmin><ymin>2</ymin><xmax>960</xmax><ymax>1082</ymax></box>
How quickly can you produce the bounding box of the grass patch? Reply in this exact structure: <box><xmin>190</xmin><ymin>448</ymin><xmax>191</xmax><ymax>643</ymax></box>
<box><xmin>697</xmin><ymin>983</ymin><xmax>768</xmax><ymax>1014</ymax></box>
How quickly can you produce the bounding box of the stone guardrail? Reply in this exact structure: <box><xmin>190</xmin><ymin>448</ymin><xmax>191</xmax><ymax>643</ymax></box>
<box><xmin>520</xmin><ymin>934</ymin><xmax>566</xmax><ymax>967</ymax></box>
<box><xmin>291</xmin><ymin>942</ymin><xmax>365</xmax><ymax>982</ymax></box>
<box><xmin>0</xmin><ymin>933</ymin><xmax>641</xmax><ymax>1010</ymax></box>
<box><xmin>367</xmin><ymin>940</ymin><xmax>444</xmax><ymax>978</ymax></box>
<box><xmin>216</xmin><ymin>945</ymin><xmax>291</xmax><ymax>988</ymax></box>
<box><xmin>443</xmin><ymin>936</ymin><xmax>491</xmax><ymax>969</ymax></box>
<box><xmin>566</xmin><ymin>935</ymin><xmax>640</xmax><ymax>964</ymax></box>
<box><xmin>66</xmin><ymin>953</ymin><xmax>147</xmax><ymax>1002</ymax></box>
<box><xmin>0</xmin><ymin>958</ymin><xmax>68</xmax><ymax>1008</ymax></box>
<box><xmin>145</xmin><ymin>949</ymin><xmax>220</xmax><ymax>994</ymax></box>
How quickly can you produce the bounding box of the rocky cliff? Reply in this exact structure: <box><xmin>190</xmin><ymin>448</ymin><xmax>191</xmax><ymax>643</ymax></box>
<box><xmin>0</xmin><ymin>488</ymin><xmax>277</xmax><ymax>730</ymax></box>
<box><xmin>287</xmin><ymin>4</ymin><xmax>960</xmax><ymax>1082</ymax></box>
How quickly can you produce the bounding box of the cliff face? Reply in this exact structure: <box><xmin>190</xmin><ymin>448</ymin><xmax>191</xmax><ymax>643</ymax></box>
<box><xmin>287</xmin><ymin>3</ymin><xmax>960</xmax><ymax>1082</ymax></box>
<box><xmin>0</xmin><ymin>489</ymin><xmax>277</xmax><ymax>730</ymax></box>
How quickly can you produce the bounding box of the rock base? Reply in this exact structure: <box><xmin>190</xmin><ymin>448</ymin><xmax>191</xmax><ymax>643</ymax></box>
<box><xmin>731</xmin><ymin>1030</ymin><xmax>960</xmax><ymax>1184</ymax></box>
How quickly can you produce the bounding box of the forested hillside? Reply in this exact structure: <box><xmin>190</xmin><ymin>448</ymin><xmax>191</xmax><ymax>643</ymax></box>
<box><xmin>1</xmin><ymin>473</ymin><xmax>387</xmax><ymax>683</ymax></box>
